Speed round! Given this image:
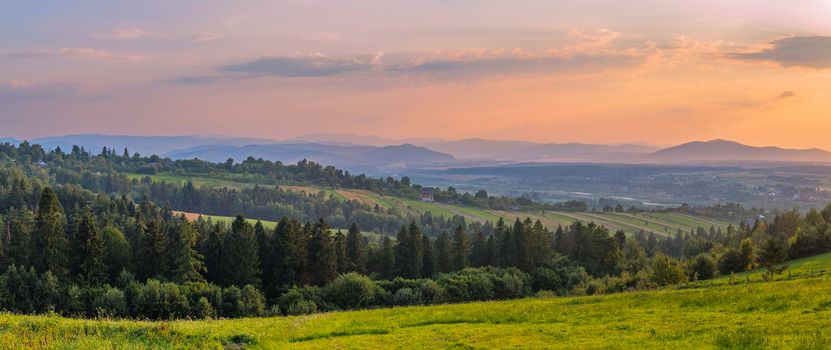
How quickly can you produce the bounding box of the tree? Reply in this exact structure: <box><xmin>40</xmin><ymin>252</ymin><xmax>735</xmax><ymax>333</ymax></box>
<box><xmin>3</xmin><ymin>208</ymin><xmax>34</xmax><ymax>270</ymax></box>
<box><xmin>334</xmin><ymin>230</ymin><xmax>348</xmax><ymax>274</ymax></box>
<box><xmin>254</xmin><ymin>221</ymin><xmax>272</xmax><ymax>288</ymax></box>
<box><xmin>76</xmin><ymin>208</ymin><xmax>107</xmax><ymax>285</ymax></box>
<box><xmin>271</xmin><ymin>218</ymin><xmax>307</xmax><ymax>291</ymax></box>
<box><xmin>421</xmin><ymin>235</ymin><xmax>437</xmax><ymax>277</ymax></box>
<box><xmin>651</xmin><ymin>254</ymin><xmax>687</xmax><ymax>286</ymax></box>
<box><xmin>101</xmin><ymin>226</ymin><xmax>132</xmax><ymax>283</ymax></box>
<box><xmin>452</xmin><ymin>225</ymin><xmax>470</xmax><ymax>270</ymax></box>
<box><xmin>395</xmin><ymin>221</ymin><xmax>423</xmax><ymax>279</ymax></box>
<box><xmin>470</xmin><ymin>231</ymin><xmax>489</xmax><ymax>267</ymax></box>
<box><xmin>717</xmin><ymin>249</ymin><xmax>746</xmax><ymax>275</ymax></box>
<box><xmin>306</xmin><ymin>219</ymin><xmax>337</xmax><ymax>286</ymax></box>
<box><xmin>171</xmin><ymin>221</ymin><xmax>206</xmax><ymax>283</ymax></box>
<box><xmin>436</xmin><ymin>232</ymin><xmax>453</xmax><ymax>273</ymax></box>
<box><xmin>688</xmin><ymin>254</ymin><xmax>715</xmax><ymax>280</ymax></box>
<box><xmin>378</xmin><ymin>236</ymin><xmax>396</xmax><ymax>279</ymax></box>
<box><xmin>345</xmin><ymin>223</ymin><xmax>366</xmax><ymax>274</ymax></box>
<box><xmin>739</xmin><ymin>238</ymin><xmax>755</xmax><ymax>270</ymax></box>
<box><xmin>220</xmin><ymin>216</ymin><xmax>261</xmax><ymax>287</ymax></box>
<box><xmin>137</xmin><ymin>219</ymin><xmax>168</xmax><ymax>281</ymax></box>
<box><xmin>758</xmin><ymin>237</ymin><xmax>788</xmax><ymax>281</ymax></box>
<box><xmin>33</xmin><ymin>188</ymin><xmax>68</xmax><ymax>279</ymax></box>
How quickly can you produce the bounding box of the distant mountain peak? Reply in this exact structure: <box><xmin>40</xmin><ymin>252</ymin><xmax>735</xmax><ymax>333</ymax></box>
<box><xmin>653</xmin><ymin>139</ymin><xmax>831</xmax><ymax>163</ymax></box>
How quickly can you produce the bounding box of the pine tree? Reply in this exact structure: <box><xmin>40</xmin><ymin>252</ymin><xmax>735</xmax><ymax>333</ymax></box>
<box><xmin>435</xmin><ymin>232</ymin><xmax>453</xmax><ymax>273</ymax></box>
<box><xmin>4</xmin><ymin>208</ymin><xmax>34</xmax><ymax>270</ymax></box>
<box><xmin>271</xmin><ymin>218</ymin><xmax>308</xmax><ymax>292</ymax></box>
<box><xmin>345</xmin><ymin>222</ymin><xmax>366</xmax><ymax>274</ymax></box>
<box><xmin>171</xmin><ymin>221</ymin><xmax>206</xmax><ymax>283</ymax></box>
<box><xmin>33</xmin><ymin>188</ymin><xmax>69</xmax><ymax>279</ymax></box>
<box><xmin>452</xmin><ymin>225</ymin><xmax>470</xmax><ymax>270</ymax></box>
<box><xmin>470</xmin><ymin>231</ymin><xmax>489</xmax><ymax>267</ymax></box>
<box><xmin>334</xmin><ymin>230</ymin><xmax>348</xmax><ymax>274</ymax></box>
<box><xmin>395</xmin><ymin>221</ymin><xmax>423</xmax><ymax>278</ymax></box>
<box><xmin>378</xmin><ymin>236</ymin><xmax>396</xmax><ymax>279</ymax></box>
<box><xmin>421</xmin><ymin>234</ymin><xmax>437</xmax><ymax>277</ymax></box>
<box><xmin>221</xmin><ymin>215</ymin><xmax>261</xmax><ymax>287</ymax></box>
<box><xmin>254</xmin><ymin>221</ymin><xmax>272</xmax><ymax>288</ymax></box>
<box><xmin>306</xmin><ymin>219</ymin><xmax>337</xmax><ymax>286</ymax></box>
<box><xmin>137</xmin><ymin>219</ymin><xmax>168</xmax><ymax>281</ymax></box>
<box><xmin>76</xmin><ymin>208</ymin><xmax>107</xmax><ymax>285</ymax></box>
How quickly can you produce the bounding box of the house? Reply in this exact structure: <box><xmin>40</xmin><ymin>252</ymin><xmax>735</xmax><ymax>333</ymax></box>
<box><xmin>420</xmin><ymin>188</ymin><xmax>435</xmax><ymax>202</ymax></box>
<box><xmin>36</xmin><ymin>160</ymin><xmax>47</xmax><ymax>168</ymax></box>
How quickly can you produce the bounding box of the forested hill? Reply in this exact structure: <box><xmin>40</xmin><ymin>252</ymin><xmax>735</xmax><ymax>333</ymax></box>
<box><xmin>0</xmin><ymin>141</ymin><xmax>584</xmax><ymax>235</ymax></box>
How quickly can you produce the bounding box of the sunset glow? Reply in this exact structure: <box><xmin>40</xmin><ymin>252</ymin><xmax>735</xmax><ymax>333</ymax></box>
<box><xmin>2</xmin><ymin>1</ymin><xmax>831</xmax><ymax>148</ymax></box>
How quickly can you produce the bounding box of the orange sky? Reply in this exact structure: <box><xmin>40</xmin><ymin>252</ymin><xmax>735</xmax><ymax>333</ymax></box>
<box><xmin>2</xmin><ymin>1</ymin><xmax>831</xmax><ymax>149</ymax></box>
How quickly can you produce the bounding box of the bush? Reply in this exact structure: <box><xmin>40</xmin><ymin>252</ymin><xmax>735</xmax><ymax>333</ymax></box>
<box><xmin>688</xmin><ymin>254</ymin><xmax>716</xmax><ymax>280</ymax></box>
<box><xmin>134</xmin><ymin>279</ymin><xmax>188</xmax><ymax>320</ymax></box>
<box><xmin>192</xmin><ymin>297</ymin><xmax>216</xmax><ymax>319</ymax></box>
<box><xmin>325</xmin><ymin>273</ymin><xmax>383</xmax><ymax>310</ymax></box>
<box><xmin>278</xmin><ymin>286</ymin><xmax>325</xmax><ymax>315</ymax></box>
<box><xmin>531</xmin><ymin>256</ymin><xmax>589</xmax><ymax>296</ymax></box>
<box><xmin>718</xmin><ymin>249</ymin><xmax>747</xmax><ymax>275</ymax></box>
<box><xmin>240</xmin><ymin>285</ymin><xmax>265</xmax><ymax>317</ymax></box>
<box><xmin>436</xmin><ymin>267</ymin><xmax>531</xmax><ymax>303</ymax></box>
<box><xmin>391</xmin><ymin>287</ymin><xmax>421</xmax><ymax>306</ymax></box>
<box><xmin>651</xmin><ymin>255</ymin><xmax>687</xmax><ymax>286</ymax></box>
<box><xmin>93</xmin><ymin>287</ymin><xmax>127</xmax><ymax>318</ymax></box>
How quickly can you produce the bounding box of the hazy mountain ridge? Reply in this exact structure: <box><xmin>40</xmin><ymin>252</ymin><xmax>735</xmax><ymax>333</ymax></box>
<box><xmin>653</xmin><ymin>139</ymin><xmax>831</xmax><ymax>162</ymax></box>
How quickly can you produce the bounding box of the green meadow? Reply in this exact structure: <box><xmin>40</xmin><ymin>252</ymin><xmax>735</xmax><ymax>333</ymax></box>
<box><xmin>3</xmin><ymin>252</ymin><xmax>830</xmax><ymax>349</ymax></box>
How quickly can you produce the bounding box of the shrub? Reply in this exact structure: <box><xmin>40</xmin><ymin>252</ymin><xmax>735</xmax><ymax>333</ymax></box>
<box><xmin>651</xmin><ymin>255</ymin><xmax>687</xmax><ymax>286</ymax></box>
<box><xmin>192</xmin><ymin>297</ymin><xmax>216</xmax><ymax>319</ymax></box>
<box><xmin>240</xmin><ymin>285</ymin><xmax>265</xmax><ymax>317</ymax></box>
<box><xmin>688</xmin><ymin>254</ymin><xmax>716</xmax><ymax>280</ymax></box>
<box><xmin>391</xmin><ymin>287</ymin><xmax>421</xmax><ymax>306</ymax></box>
<box><xmin>134</xmin><ymin>279</ymin><xmax>188</xmax><ymax>320</ymax></box>
<box><xmin>325</xmin><ymin>273</ymin><xmax>382</xmax><ymax>310</ymax></box>
<box><xmin>93</xmin><ymin>287</ymin><xmax>127</xmax><ymax>318</ymax></box>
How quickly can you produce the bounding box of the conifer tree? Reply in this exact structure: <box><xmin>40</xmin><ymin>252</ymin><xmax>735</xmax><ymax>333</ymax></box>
<box><xmin>470</xmin><ymin>231</ymin><xmax>489</xmax><ymax>267</ymax></box>
<box><xmin>378</xmin><ymin>236</ymin><xmax>396</xmax><ymax>279</ymax></box>
<box><xmin>452</xmin><ymin>225</ymin><xmax>470</xmax><ymax>270</ymax></box>
<box><xmin>306</xmin><ymin>219</ymin><xmax>337</xmax><ymax>286</ymax></box>
<box><xmin>345</xmin><ymin>222</ymin><xmax>366</xmax><ymax>274</ymax></box>
<box><xmin>334</xmin><ymin>230</ymin><xmax>348</xmax><ymax>274</ymax></box>
<box><xmin>271</xmin><ymin>217</ymin><xmax>307</xmax><ymax>291</ymax></box>
<box><xmin>137</xmin><ymin>219</ymin><xmax>168</xmax><ymax>281</ymax></box>
<box><xmin>4</xmin><ymin>208</ymin><xmax>34</xmax><ymax>270</ymax></box>
<box><xmin>221</xmin><ymin>215</ymin><xmax>261</xmax><ymax>287</ymax></box>
<box><xmin>421</xmin><ymin>234</ymin><xmax>437</xmax><ymax>277</ymax></box>
<box><xmin>76</xmin><ymin>208</ymin><xmax>107</xmax><ymax>285</ymax></box>
<box><xmin>395</xmin><ymin>221</ymin><xmax>423</xmax><ymax>278</ymax></box>
<box><xmin>33</xmin><ymin>188</ymin><xmax>68</xmax><ymax>279</ymax></box>
<box><xmin>171</xmin><ymin>221</ymin><xmax>206</xmax><ymax>283</ymax></box>
<box><xmin>435</xmin><ymin>232</ymin><xmax>454</xmax><ymax>273</ymax></box>
<box><xmin>254</xmin><ymin>221</ymin><xmax>272</xmax><ymax>288</ymax></box>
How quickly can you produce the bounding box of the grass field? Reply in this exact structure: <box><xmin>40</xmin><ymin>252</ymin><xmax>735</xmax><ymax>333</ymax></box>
<box><xmin>3</xmin><ymin>252</ymin><xmax>831</xmax><ymax>349</ymax></box>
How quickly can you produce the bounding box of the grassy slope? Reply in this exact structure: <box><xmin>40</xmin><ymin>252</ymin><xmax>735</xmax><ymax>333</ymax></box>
<box><xmin>4</xmin><ymin>252</ymin><xmax>831</xmax><ymax>349</ymax></box>
<box><xmin>132</xmin><ymin>172</ymin><xmax>731</xmax><ymax>237</ymax></box>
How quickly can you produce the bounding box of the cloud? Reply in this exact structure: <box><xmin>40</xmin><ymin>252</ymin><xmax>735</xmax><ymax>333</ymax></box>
<box><xmin>777</xmin><ymin>91</ymin><xmax>795</xmax><ymax>99</ymax></box>
<box><xmin>729</xmin><ymin>36</ymin><xmax>831</xmax><ymax>68</ymax></box>
<box><xmin>170</xmin><ymin>76</ymin><xmax>220</xmax><ymax>84</ymax></box>
<box><xmin>220</xmin><ymin>52</ymin><xmax>383</xmax><ymax>77</ymax></box>
<box><xmin>391</xmin><ymin>48</ymin><xmax>647</xmax><ymax>78</ymax></box>
<box><xmin>191</xmin><ymin>33</ymin><xmax>222</xmax><ymax>43</ymax></box>
<box><xmin>93</xmin><ymin>29</ymin><xmax>148</xmax><ymax>39</ymax></box>
<box><xmin>5</xmin><ymin>48</ymin><xmax>140</xmax><ymax>61</ymax></box>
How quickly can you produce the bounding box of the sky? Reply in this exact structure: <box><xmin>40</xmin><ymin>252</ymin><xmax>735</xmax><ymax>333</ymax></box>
<box><xmin>2</xmin><ymin>1</ymin><xmax>831</xmax><ymax>148</ymax></box>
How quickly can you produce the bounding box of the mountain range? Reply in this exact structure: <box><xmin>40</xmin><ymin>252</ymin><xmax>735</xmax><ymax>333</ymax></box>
<box><xmin>3</xmin><ymin>134</ymin><xmax>831</xmax><ymax>167</ymax></box>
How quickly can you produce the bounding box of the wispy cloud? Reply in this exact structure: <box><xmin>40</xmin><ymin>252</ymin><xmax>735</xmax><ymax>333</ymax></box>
<box><xmin>191</xmin><ymin>33</ymin><xmax>222</xmax><ymax>43</ymax></box>
<box><xmin>5</xmin><ymin>48</ymin><xmax>140</xmax><ymax>61</ymax></box>
<box><xmin>729</xmin><ymin>36</ymin><xmax>831</xmax><ymax>68</ymax></box>
<box><xmin>220</xmin><ymin>52</ymin><xmax>384</xmax><ymax>77</ymax></box>
<box><xmin>93</xmin><ymin>29</ymin><xmax>149</xmax><ymax>39</ymax></box>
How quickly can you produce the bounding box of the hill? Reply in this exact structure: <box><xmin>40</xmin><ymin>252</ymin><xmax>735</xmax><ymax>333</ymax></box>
<box><xmin>5</xmin><ymin>252</ymin><xmax>831</xmax><ymax>348</ymax></box>
<box><xmin>165</xmin><ymin>142</ymin><xmax>455</xmax><ymax>168</ymax></box>
<box><xmin>23</xmin><ymin>134</ymin><xmax>275</xmax><ymax>156</ymax></box>
<box><xmin>653</xmin><ymin>139</ymin><xmax>831</xmax><ymax>163</ymax></box>
<box><xmin>419</xmin><ymin>138</ymin><xmax>657</xmax><ymax>161</ymax></box>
